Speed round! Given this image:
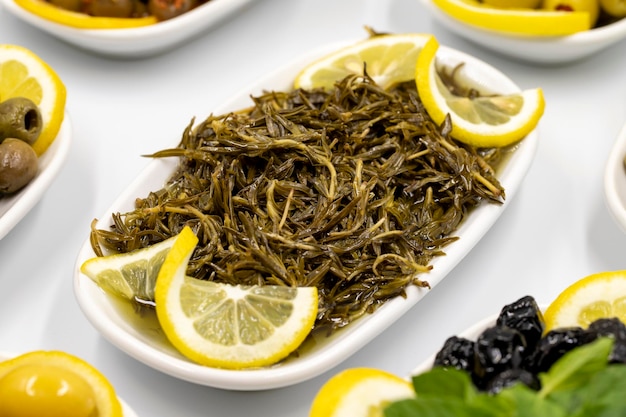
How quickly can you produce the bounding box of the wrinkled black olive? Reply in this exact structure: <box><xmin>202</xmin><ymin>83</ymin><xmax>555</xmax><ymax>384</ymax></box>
<box><xmin>496</xmin><ymin>295</ymin><xmax>545</xmax><ymax>352</ymax></box>
<box><xmin>588</xmin><ymin>318</ymin><xmax>626</xmax><ymax>363</ymax></box>
<box><xmin>0</xmin><ymin>138</ymin><xmax>38</xmax><ymax>194</ymax></box>
<box><xmin>88</xmin><ymin>0</ymin><xmax>134</xmax><ymax>17</ymax></box>
<box><xmin>148</xmin><ymin>0</ymin><xmax>196</xmax><ymax>21</ymax></box>
<box><xmin>485</xmin><ymin>368</ymin><xmax>541</xmax><ymax>394</ymax></box>
<box><xmin>434</xmin><ymin>336</ymin><xmax>476</xmax><ymax>373</ymax></box>
<box><xmin>0</xmin><ymin>97</ymin><xmax>43</xmax><ymax>145</ymax></box>
<box><xmin>529</xmin><ymin>327</ymin><xmax>596</xmax><ymax>373</ymax></box>
<box><xmin>474</xmin><ymin>326</ymin><xmax>527</xmax><ymax>387</ymax></box>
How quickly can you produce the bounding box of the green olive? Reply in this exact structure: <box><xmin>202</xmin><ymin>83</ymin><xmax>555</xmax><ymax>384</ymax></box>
<box><xmin>0</xmin><ymin>138</ymin><xmax>38</xmax><ymax>194</ymax></box>
<box><xmin>88</xmin><ymin>0</ymin><xmax>135</xmax><ymax>17</ymax></box>
<box><xmin>148</xmin><ymin>0</ymin><xmax>197</xmax><ymax>21</ymax></box>
<box><xmin>0</xmin><ymin>97</ymin><xmax>43</xmax><ymax>146</ymax></box>
<box><xmin>48</xmin><ymin>0</ymin><xmax>83</xmax><ymax>12</ymax></box>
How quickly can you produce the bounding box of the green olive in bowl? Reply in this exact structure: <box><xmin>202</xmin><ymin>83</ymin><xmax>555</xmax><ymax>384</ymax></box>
<box><xmin>0</xmin><ymin>97</ymin><xmax>43</xmax><ymax>145</ymax></box>
<box><xmin>0</xmin><ymin>138</ymin><xmax>39</xmax><ymax>194</ymax></box>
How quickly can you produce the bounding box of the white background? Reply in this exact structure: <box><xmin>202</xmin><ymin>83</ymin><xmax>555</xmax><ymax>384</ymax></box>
<box><xmin>1</xmin><ymin>0</ymin><xmax>626</xmax><ymax>415</ymax></box>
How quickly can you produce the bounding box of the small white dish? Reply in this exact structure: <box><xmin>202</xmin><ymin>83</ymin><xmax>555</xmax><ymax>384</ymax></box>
<box><xmin>0</xmin><ymin>114</ymin><xmax>72</xmax><ymax>240</ymax></box>
<box><xmin>419</xmin><ymin>0</ymin><xmax>626</xmax><ymax>64</ymax></box>
<box><xmin>604</xmin><ymin>123</ymin><xmax>626</xmax><ymax>234</ymax></box>
<box><xmin>0</xmin><ymin>0</ymin><xmax>255</xmax><ymax>58</ymax></box>
<box><xmin>0</xmin><ymin>351</ymin><xmax>138</xmax><ymax>417</ymax></box>
<box><xmin>73</xmin><ymin>40</ymin><xmax>539</xmax><ymax>391</ymax></box>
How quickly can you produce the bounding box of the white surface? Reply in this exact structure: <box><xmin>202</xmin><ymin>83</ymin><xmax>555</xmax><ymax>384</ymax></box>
<box><xmin>0</xmin><ymin>0</ymin><xmax>625</xmax><ymax>415</ymax></box>
<box><xmin>604</xmin><ymin>123</ymin><xmax>626</xmax><ymax>234</ymax></box>
<box><xmin>0</xmin><ymin>0</ymin><xmax>256</xmax><ymax>58</ymax></box>
<box><xmin>72</xmin><ymin>41</ymin><xmax>538</xmax><ymax>390</ymax></box>
<box><xmin>419</xmin><ymin>0</ymin><xmax>626</xmax><ymax>65</ymax></box>
<box><xmin>0</xmin><ymin>351</ymin><xmax>138</xmax><ymax>417</ymax></box>
<box><xmin>0</xmin><ymin>114</ymin><xmax>71</xmax><ymax>240</ymax></box>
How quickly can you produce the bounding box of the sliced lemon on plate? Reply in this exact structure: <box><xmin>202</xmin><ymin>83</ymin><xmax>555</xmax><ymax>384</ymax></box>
<box><xmin>431</xmin><ymin>0</ymin><xmax>591</xmax><ymax>36</ymax></box>
<box><xmin>294</xmin><ymin>33</ymin><xmax>432</xmax><ymax>90</ymax></box>
<box><xmin>80</xmin><ymin>232</ymin><xmax>182</xmax><ymax>302</ymax></box>
<box><xmin>0</xmin><ymin>350</ymin><xmax>123</xmax><ymax>417</ymax></box>
<box><xmin>0</xmin><ymin>44</ymin><xmax>66</xmax><ymax>155</ymax></box>
<box><xmin>543</xmin><ymin>271</ymin><xmax>626</xmax><ymax>331</ymax></box>
<box><xmin>309</xmin><ymin>367</ymin><xmax>414</xmax><ymax>417</ymax></box>
<box><xmin>415</xmin><ymin>35</ymin><xmax>545</xmax><ymax>148</ymax></box>
<box><xmin>154</xmin><ymin>226</ymin><xmax>319</xmax><ymax>369</ymax></box>
<box><xmin>13</xmin><ymin>0</ymin><xmax>157</xmax><ymax>29</ymax></box>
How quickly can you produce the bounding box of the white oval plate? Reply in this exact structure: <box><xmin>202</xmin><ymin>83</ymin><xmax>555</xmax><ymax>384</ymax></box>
<box><xmin>419</xmin><ymin>0</ymin><xmax>626</xmax><ymax>65</ymax></box>
<box><xmin>0</xmin><ymin>0</ymin><xmax>255</xmax><ymax>58</ymax></box>
<box><xmin>0</xmin><ymin>114</ymin><xmax>72</xmax><ymax>240</ymax></box>
<box><xmin>0</xmin><ymin>351</ymin><xmax>137</xmax><ymax>417</ymax></box>
<box><xmin>604</xmin><ymin>122</ymin><xmax>626</xmax><ymax>234</ymax></box>
<box><xmin>73</xmin><ymin>39</ymin><xmax>539</xmax><ymax>390</ymax></box>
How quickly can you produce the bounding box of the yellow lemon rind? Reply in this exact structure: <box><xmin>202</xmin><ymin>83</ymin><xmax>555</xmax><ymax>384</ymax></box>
<box><xmin>80</xmin><ymin>232</ymin><xmax>179</xmax><ymax>300</ymax></box>
<box><xmin>431</xmin><ymin>0</ymin><xmax>591</xmax><ymax>36</ymax></box>
<box><xmin>309</xmin><ymin>367</ymin><xmax>414</xmax><ymax>417</ymax></box>
<box><xmin>155</xmin><ymin>227</ymin><xmax>318</xmax><ymax>369</ymax></box>
<box><xmin>14</xmin><ymin>0</ymin><xmax>157</xmax><ymax>29</ymax></box>
<box><xmin>294</xmin><ymin>33</ymin><xmax>434</xmax><ymax>91</ymax></box>
<box><xmin>416</xmin><ymin>36</ymin><xmax>545</xmax><ymax>148</ymax></box>
<box><xmin>543</xmin><ymin>270</ymin><xmax>626</xmax><ymax>331</ymax></box>
<box><xmin>0</xmin><ymin>350</ymin><xmax>123</xmax><ymax>417</ymax></box>
<box><xmin>0</xmin><ymin>44</ymin><xmax>67</xmax><ymax>156</ymax></box>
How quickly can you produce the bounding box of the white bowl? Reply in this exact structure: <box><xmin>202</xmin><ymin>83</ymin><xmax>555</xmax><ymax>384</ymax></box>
<box><xmin>73</xmin><ymin>39</ymin><xmax>539</xmax><ymax>391</ymax></box>
<box><xmin>604</xmin><ymin>123</ymin><xmax>626</xmax><ymax>234</ymax></box>
<box><xmin>419</xmin><ymin>0</ymin><xmax>626</xmax><ymax>65</ymax></box>
<box><xmin>0</xmin><ymin>114</ymin><xmax>72</xmax><ymax>240</ymax></box>
<box><xmin>0</xmin><ymin>351</ymin><xmax>138</xmax><ymax>417</ymax></box>
<box><xmin>0</xmin><ymin>0</ymin><xmax>255</xmax><ymax>58</ymax></box>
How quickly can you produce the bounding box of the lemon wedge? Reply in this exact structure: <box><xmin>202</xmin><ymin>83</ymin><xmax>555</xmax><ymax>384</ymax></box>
<box><xmin>431</xmin><ymin>0</ymin><xmax>591</xmax><ymax>36</ymax></box>
<box><xmin>80</xmin><ymin>231</ymin><xmax>181</xmax><ymax>302</ymax></box>
<box><xmin>14</xmin><ymin>0</ymin><xmax>157</xmax><ymax>29</ymax></box>
<box><xmin>415</xmin><ymin>36</ymin><xmax>545</xmax><ymax>148</ymax></box>
<box><xmin>0</xmin><ymin>44</ymin><xmax>66</xmax><ymax>155</ymax></box>
<box><xmin>0</xmin><ymin>350</ymin><xmax>123</xmax><ymax>417</ymax></box>
<box><xmin>154</xmin><ymin>226</ymin><xmax>319</xmax><ymax>369</ymax></box>
<box><xmin>543</xmin><ymin>271</ymin><xmax>626</xmax><ymax>331</ymax></box>
<box><xmin>294</xmin><ymin>33</ymin><xmax>432</xmax><ymax>90</ymax></box>
<box><xmin>309</xmin><ymin>368</ymin><xmax>414</xmax><ymax>417</ymax></box>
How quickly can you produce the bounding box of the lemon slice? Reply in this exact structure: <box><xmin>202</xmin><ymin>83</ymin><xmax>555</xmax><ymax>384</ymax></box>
<box><xmin>431</xmin><ymin>0</ymin><xmax>591</xmax><ymax>36</ymax></box>
<box><xmin>294</xmin><ymin>33</ymin><xmax>432</xmax><ymax>90</ymax></box>
<box><xmin>415</xmin><ymin>36</ymin><xmax>545</xmax><ymax>148</ymax></box>
<box><xmin>154</xmin><ymin>226</ymin><xmax>319</xmax><ymax>369</ymax></box>
<box><xmin>0</xmin><ymin>44</ymin><xmax>66</xmax><ymax>155</ymax></box>
<box><xmin>14</xmin><ymin>0</ymin><xmax>157</xmax><ymax>29</ymax></box>
<box><xmin>0</xmin><ymin>350</ymin><xmax>123</xmax><ymax>417</ymax></box>
<box><xmin>309</xmin><ymin>368</ymin><xmax>414</xmax><ymax>417</ymax></box>
<box><xmin>80</xmin><ymin>232</ymin><xmax>182</xmax><ymax>302</ymax></box>
<box><xmin>543</xmin><ymin>271</ymin><xmax>626</xmax><ymax>331</ymax></box>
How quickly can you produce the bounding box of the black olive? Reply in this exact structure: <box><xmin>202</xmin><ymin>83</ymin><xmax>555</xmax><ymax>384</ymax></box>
<box><xmin>434</xmin><ymin>336</ymin><xmax>476</xmax><ymax>373</ymax></box>
<box><xmin>588</xmin><ymin>317</ymin><xmax>626</xmax><ymax>363</ymax></box>
<box><xmin>88</xmin><ymin>0</ymin><xmax>134</xmax><ymax>17</ymax></box>
<box><xmin>496</xmin><ymin>295</ymin><xmax>545</xmax><ymax>353</ymax></box>
<box><xmin>0</xmin><ymin>138</ymin><xmax>38</xmax><ymax>194</ymax></box>
<box><xmin>0</xmin><ymin>97</ymin><xmax>43</xmax><ymax>145</ymax></box>
<box><xmin>473</xmin><ymin>326</ymin><xmax>527</xmax><ymax>388</ymax></box>
<box><xmin>148</xmin><ymin>0</ymin><xmax>196</xmax><ymax>21</ymax></box>
<box><xmin>528</xmin><ymin>327</ymin><xmax>596</xmax><ymax>373</ymax></box>
<box><xmin>485</xmin><ymin>368</ymin><xmax>541</xmax><ymax>394</ymax></box>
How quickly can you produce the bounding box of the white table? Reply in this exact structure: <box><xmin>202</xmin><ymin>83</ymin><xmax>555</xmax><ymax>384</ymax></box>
<box><xmin>1</xmin><ymin>0</ymin><xmax>625</xmax><ymax>415</ymax></box>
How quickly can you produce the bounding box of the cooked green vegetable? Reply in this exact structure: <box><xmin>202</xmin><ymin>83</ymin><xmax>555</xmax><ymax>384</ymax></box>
<box><xmin>89</xmin><ymin>71</ymin><xmax>507</xmax><ymax>333</ymax></box>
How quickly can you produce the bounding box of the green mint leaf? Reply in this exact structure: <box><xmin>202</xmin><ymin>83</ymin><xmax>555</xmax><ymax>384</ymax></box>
<box><xmin>384</xmin><ymin>396</ymin><xmax>497</xmax><ymax>417</ymax></box>
<box><xmin>411</xmin><ymin>367</ymin><xmax>476</xmax><ymax>401</ymax></box>
<box><xmin>558</xmin><ymin>364</ymin><xmax>626</xmax><ymax>416</ymax></box>
<box><xmin>539</xmin><ymin>337</ymin><xmax>613</xmax><ymax>398</ymax></box>
<box><xmin>498</xmin><ymin>384</ymin><xmax>568</xmax><ymax>417</ymax></box>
